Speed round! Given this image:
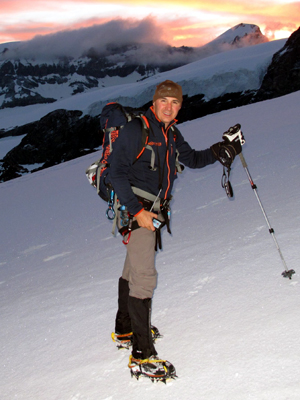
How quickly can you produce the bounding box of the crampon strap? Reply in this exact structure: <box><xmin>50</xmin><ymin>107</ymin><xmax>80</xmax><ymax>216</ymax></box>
<box><xmin>128</xmin><ymin>355</ymin><xmax>167</xmax><ymax>368</ymax></box>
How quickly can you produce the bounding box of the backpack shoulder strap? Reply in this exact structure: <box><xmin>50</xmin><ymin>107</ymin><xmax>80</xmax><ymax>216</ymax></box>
<box><xmin>140</xmin><ymin>115</ymin><xmax>150</xmax><ymax>144</ymax></box>
<box><xmin>170</xmin><ymin>124</ymin><xmax>179</xmax><ymax>139</ymax></box>
<box><xmin>137</xmin><ymin>115</ymin><xmax>158</xmax><ymax>171</ymax></box>
<box><xmin>134</xmin><ymin>115</ymin><xmax>150</xmax><ymax>160</ymax></box>
<box><xmin>170</xmin><ymin>124</ymin><xmax>184</xmax><ymax>174</ymax></box>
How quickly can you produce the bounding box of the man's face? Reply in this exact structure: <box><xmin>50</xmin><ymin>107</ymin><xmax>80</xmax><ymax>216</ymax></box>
<box><xmin>153</xmin><ymin>97</ymin><xmax>181</xmax><ymax>128</ymax></box>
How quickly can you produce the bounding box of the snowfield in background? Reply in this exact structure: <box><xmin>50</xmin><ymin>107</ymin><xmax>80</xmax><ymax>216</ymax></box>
<box><xmin>0</xmin><ymin>39</ymin><xmax>286</xmax><ymax>131</ymax></box>
<box><xmin>1</xmin><ymin>90</ymin><xmax>300</xmax><ymax>399</ymax></box>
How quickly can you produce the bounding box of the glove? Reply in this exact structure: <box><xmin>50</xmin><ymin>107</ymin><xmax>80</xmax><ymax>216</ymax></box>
<box><xmin>210</xmin><ymin>140</ymin><xmax>242</xmax><ymax>167</ymax></box>
<box><xmin>211</xmin><ymin>124</ymin><xmax>244</xmax><ymax>167</ymax></box>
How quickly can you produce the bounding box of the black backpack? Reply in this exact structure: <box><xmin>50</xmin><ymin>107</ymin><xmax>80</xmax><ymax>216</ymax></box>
<box><xmin>85</xmin><ymin>102</ymin><xmax>149</xmax><ymax>204</ymax></box>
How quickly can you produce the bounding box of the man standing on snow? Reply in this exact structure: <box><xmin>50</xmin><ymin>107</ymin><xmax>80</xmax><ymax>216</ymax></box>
<box><xmin>110</xmin><ymin>80</ymin><xmax>242</xmax><ymax>381</ymax></box>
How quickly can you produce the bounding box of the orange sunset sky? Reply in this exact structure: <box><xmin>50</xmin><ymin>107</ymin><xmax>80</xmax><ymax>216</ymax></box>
<box><xmin>0</xmin><ymin>0</ymin><xmax>299</xmax><ymax>46</ymax></box>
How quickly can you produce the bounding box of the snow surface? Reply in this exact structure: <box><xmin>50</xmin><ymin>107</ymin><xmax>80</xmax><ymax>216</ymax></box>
<box><xmin>0</xmin><ymin>39</ymin><xmax>286</xmax><ymax>131</ymax></box>
<box><xmin>1</xmin><ymin>88</ymin><xmax>300</xmax><ymax>399</ymax></box>
<box><xmin>29</xmin><ymin>71</ymin><xmax>149</xmax><ymax>103</ymax></box>
<box><xmin>0</xmin><ymin>134</ymin><xmax>26</xmax><ymax>158</ymax></box>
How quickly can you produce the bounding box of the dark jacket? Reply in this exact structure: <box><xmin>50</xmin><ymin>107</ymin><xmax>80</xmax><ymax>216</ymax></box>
<box><xmin>110</xmin><ymin>106</ymin><xmax>216</xmax><ymax>216</ymax></box>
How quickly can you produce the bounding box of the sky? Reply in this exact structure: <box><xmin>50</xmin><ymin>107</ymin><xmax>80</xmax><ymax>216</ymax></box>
<box><xmin>0</xmin><ymin>0</ymin><xmax>299</xmax><ymax>47</ymax></box>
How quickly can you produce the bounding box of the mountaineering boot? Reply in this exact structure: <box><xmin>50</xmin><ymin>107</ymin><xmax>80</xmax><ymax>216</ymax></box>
<box><xmin>127</xmin><ymin>296</ymin><xmax>176</xmax><ymax>382</ymax></box>
<box><xmin>112</xmin><ymin>278</ymin><xmax>162</xmax><ymax>349</ymax></box>
<box><xmin>111</xmin><ymin>331</ymin><xmax>133</xmax><ymax>350</ymax></box>
<box><xmin>112</xmin><ymin>325</ymin><xmax>162</xmax><ymax>350</ymax></box>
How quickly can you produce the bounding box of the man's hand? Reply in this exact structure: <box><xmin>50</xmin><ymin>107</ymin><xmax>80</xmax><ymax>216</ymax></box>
<box><xmin>210</xmin><ymin>139</ymin><xmax>242</xmax><ymax>167</ymax></box>
<box><xmin>211</xmin><ymin>123</ymin><xmax>245</xmax><ymax>167</ymax></box>
<box><xmin>135</xmin><ymin>209</ymin><xmax>158</xmax><ymax>231</ymax></box>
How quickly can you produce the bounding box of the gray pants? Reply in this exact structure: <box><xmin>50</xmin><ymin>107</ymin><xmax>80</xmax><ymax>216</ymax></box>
<box><xmin>121</xmin><ymin>226</ymin><xmax>157</xmax><ymax>299</ymax></box>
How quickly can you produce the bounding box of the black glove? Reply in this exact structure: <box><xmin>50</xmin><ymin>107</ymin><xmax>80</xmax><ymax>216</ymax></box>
<box><xmin>211</xmin><ymin>124</ymin><xmax>243</xmax><ymax>167</ymax></box>
<box><xmin>211</xmin><ymin>140</ymin><xmax>241</xmax><ymax>167</ymax></box>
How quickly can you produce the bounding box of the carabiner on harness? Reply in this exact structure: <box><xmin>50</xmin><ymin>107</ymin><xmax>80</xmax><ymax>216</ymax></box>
<box><xmin>106</xmin><ymin>188</ymin><xmax>116</xmax><ymax>220</ymax></box>
<box><xmin>121</xmin><ymin>216</ymin><xmax>133</xmax><ymax>245</ymax></box>
<box><xmin>221</xmin><ymin>166</ymin><xmax>233</xmax><ymax>198</ymax></box>
<box><xmin>119</xmin><ymin>205</ymin><xmax>129</xmax><ymax>226</ymax></box>
<box><xmin>122</xmin><ymin>231</ymin><xmax>131</xmax><ymax>245</ymax></box>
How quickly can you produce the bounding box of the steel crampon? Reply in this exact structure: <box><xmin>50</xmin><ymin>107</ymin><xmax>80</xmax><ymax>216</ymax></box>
<box><xmin>128</xmin><ymin>355</ymin><xmax>177</xmax><ymax>383</ymax></box>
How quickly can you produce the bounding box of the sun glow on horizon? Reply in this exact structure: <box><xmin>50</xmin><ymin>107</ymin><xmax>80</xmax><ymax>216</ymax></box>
<box><xmin>0</xmin><ymin>1</ymin><xmax>299</xmax><ymax>46</ymax></box>
<box><xmin>273</xmin><ymin>30</ymin><xmax>292</xmax><ymax>40</ymax></box>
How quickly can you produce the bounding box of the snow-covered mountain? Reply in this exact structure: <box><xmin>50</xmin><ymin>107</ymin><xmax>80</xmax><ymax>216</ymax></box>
<box><xmin>207</xmin><ymin>23</ymin><xmax>268</xmax><ymax>48</ymax></box>
<box><xmin>1</xmin><ymin>85</ymin><xmax>300</xmax><ymax>399</ymax></box>
<box><xmin>0</xmin><ymin>35</ymin><xmax>285</xmax><ymax>182</ymax></box>
<box><xmin>1</xmin><ymin>26</ymin><xmax>300</xmax><ymax>185</ymax></box>
<box><xmin>0</xmin><ymin>23</ymin><xmax>267</xmax><ymax>109</ymax></box>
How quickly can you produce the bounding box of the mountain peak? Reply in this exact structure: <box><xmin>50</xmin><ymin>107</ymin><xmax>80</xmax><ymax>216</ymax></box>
<box><xmin>209</xmin><ymin>23</ymin><xmax>268</xmax><ymax>48</ymax></box>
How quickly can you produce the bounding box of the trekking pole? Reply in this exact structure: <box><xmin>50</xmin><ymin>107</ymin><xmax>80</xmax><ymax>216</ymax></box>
<box><xmin>239</xmin><ymin>152</ymin><xmax>295</xmax><ymax>279</ymax></box>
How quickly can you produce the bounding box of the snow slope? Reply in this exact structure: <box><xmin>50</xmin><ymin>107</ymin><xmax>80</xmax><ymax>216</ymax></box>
<box><xmin>0</xmin><ymin>39</ymin><xmax>285</xmax><ymax>131</ymax></box>
<box><xmin>0</xmin><ymin>135</ymin><xmax>26</xmax><ymax>158</ymax></box>
<box><xmin>1</xmin><ymin>89</ymin><xmax>300</xmax><ymax>399</ymax></box>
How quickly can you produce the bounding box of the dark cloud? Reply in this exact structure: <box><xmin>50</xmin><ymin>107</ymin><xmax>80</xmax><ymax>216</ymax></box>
<box><xmin>0</xmin><ymin>18</ymin><xmax>269</xmax><ymax>67</ymax></box>
<box><xmin>0</xmin><ymin>17</ymin><xmax>167</xmax><ymax>60</ymax></box>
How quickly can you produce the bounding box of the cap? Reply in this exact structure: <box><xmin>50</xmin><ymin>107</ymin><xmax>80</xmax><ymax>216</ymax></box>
<box><xmin>153</xmin><ymin>80</ymin><xmax>183</xmax><ymax>103</ymax></box>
